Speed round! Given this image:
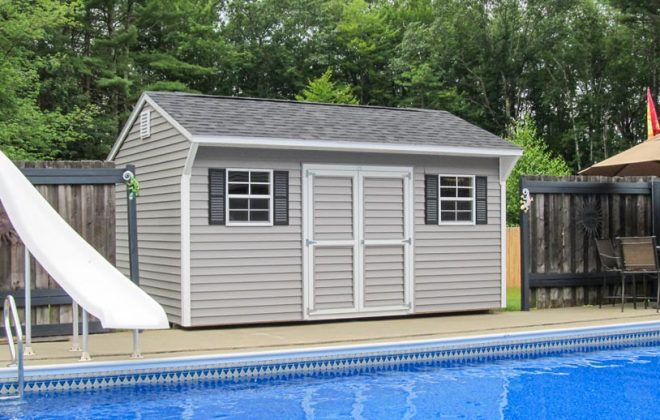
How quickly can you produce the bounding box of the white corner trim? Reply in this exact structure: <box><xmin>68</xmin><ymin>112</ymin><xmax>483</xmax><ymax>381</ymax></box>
<box><xmin>500</xmin><ymin>180</ymin><xmax>507</xmax><ymax>308</ymax></box>
<box><xmin>107</xmin><ymin>93</ymin><xmax>195</xmax><ymax>161</ymax></box>
<box><xmin>180</xmin><ymin>143</ymin><xmax>198</xmax><ymax>327</ymax></box>
<box><xmin>497</xmin><ymin>155</ymin><xmax>520</xmax><ymax>308</ymax></box>
<box><xmin>193</xmin><ymin>135</ymin><xmax>523</xmax><ymax>158</ymax></box>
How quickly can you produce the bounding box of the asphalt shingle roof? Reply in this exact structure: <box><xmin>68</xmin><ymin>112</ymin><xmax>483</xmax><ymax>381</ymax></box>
<box><xmin>146</xmin><ymin>91</ymin><xmax>518</xmax><ymax>151</ymax></box>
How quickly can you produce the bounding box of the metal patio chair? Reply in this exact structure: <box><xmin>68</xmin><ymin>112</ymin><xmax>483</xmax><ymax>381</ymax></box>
<box><xmin>595</xmin><ymin>239</ymin><xmax>621</xmax><ymax>308</ymax></box>
<box><xmin>617</xmin><ymin>236</ymin><xmax>660</xmax><ymax>313</ymax></box>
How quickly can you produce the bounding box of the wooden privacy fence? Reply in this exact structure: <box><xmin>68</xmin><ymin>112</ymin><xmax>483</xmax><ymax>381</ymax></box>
<box><xmin>506</xmin><ymin>227</ymin><xmax>521</xmax><ymax>288</ymax></box>
<box><xmin>520</xmin><ymin>175</ymin><xmax>659</xmax><ymax>310</ymax></box>
<box><xmin>0</xmin><ymin>161</ymin><xmax>137</xmax><ymax>336</ymax></box>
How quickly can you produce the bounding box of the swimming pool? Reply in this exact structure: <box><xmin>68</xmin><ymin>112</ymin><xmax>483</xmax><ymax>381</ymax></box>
<box><xmin>2</xmin><ymin>322</ymin><xmax>660</xmax><ymax>419</ymax></box>
<box><xmin>2</xmin><ymin>345</ymin><xmax>659</xmax><ymax>419</ymax></box>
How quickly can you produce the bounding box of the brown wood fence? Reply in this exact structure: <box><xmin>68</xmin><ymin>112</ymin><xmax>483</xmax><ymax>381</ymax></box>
<box><xmin>520</xmin><ymin>175</ymin><xmax>657</xmax><ymax>309</ymax></box>
<box><xmin>506</xmin><ymin>227</ymin><xmax>521</xmax><ymax>288</ymax></box>
<box><xmin>0</xmin><ymin>161</ymin><xmax>116</xmax><ymax>334</ymax></box>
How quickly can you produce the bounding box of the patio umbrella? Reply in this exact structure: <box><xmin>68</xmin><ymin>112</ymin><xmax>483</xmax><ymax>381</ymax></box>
<box><xmin>579</xmin><ymin>133</ymin><xmax>660</xmax><ymax>176</ymax></box>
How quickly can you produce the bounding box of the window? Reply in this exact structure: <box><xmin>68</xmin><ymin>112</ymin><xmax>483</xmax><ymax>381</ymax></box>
<box><xmin>439</xmin><ymin>175</ymin><xmax>475</xmax><ymax>224</ymax></box>
<box><xmin>226</xmin><ymin>169</ymin><xmax>272</xmax><ymax>225</ymax></box>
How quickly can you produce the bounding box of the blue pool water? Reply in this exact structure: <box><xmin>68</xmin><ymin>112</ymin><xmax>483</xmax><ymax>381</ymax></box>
<box><xmin>2</xmin><ymin>346</ymin><xmax>660</xmax><ymax>419</ymax></box>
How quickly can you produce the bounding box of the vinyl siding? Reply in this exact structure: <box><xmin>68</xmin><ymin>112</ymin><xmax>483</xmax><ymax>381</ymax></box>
<box><xmin>313</xmin><ymin>176</ymin><xmax>354</xmax><ymax>241</ymax></box>
<box><xmin>364</xmin><ymin>246</ymin><xmax>405</xmax><ymax>307</ymax></box>
<box><xmin>363</xmin><ymin>177</ymin><xmax>405</xmax><ymax>240</ymax></box>
<box><xmin>414</xmin><ymin>160</ymin><xmax>501</xmax><ymax>312</ymax></box>
<box><xmin>114</xmin><ymin>104</ymin><xmax>189</xmax><ymax>324</ymax></box>
<box><xmin>189</xmin><ymin>147</ymin><xmax>502</xmax><ymax>326</ymax></box>
<box><xmin>313</xmin><ymin>247</ymin><xmax>355</xmax><ymax>310</ymax></box>
<box><xmin>190</xmin><ymin>150</ymin><xmax>303</xmax><ymax>326</ymax></box>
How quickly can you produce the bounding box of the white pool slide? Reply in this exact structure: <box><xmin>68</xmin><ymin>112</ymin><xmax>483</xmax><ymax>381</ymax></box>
<box><xmin>0</xmin><ymin>151</ymin><xmax>168</xmax><ymax>330</ymax></box>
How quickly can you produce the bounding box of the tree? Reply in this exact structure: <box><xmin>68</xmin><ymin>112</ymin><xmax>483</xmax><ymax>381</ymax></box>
<box><xmin>296</xmin><ymin>69</ymin><xmax>358</xmax><ymax>104</ymax></box>
<box><xmin>506</xmin><ymin>116</ymin><xmax>571</xmax><ymax>225</ymax></box>
<box><xmin>0</xmin><ymin>0</ymin><xmax>99</xmax><ymax>160</ymax></box>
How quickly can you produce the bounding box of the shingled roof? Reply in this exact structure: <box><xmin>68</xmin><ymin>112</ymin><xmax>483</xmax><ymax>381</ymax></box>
<box><xmin>143</xmin><ymin>92</ymin><xmax>518</xmax><ymax>152</ymax></box>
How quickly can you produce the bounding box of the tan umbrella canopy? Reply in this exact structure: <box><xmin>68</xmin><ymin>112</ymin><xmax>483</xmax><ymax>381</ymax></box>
<box><xmin>580</xmin><ymin>133</ymin><xmax>660</xmax><ymax>176</ymax></box>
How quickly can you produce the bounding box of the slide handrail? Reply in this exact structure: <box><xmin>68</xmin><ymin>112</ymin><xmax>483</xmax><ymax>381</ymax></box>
<box><xmin>3</xmin><ymin>295</ymin><xmax>24</xmax><ymax>398</ymax></box>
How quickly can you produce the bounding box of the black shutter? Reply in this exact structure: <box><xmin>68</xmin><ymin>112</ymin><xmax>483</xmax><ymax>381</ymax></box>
<box><xmin>273</xmin><ymin>171</ymin><xmax>289</xmax><ymax>225</ymax></box>
<box><xmin>475</xmin><ymin>176</ymin><xmax>488</xmax><ymax>225</ymax></box>
<box><xmin>425</xmin><ymin>174</ymin><xmax>438</xmax><ymax>225</ymax></box>
<box><xmin>209</xmin><ymin>168</ymin><xmax>226</xmax><ymax>225</ymax></box>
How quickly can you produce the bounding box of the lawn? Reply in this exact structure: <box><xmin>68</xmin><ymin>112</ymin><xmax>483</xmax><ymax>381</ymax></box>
<box><xmin>505</xmin><ymin>287</ymin><xmax>521</xmax><ymax>311</ymax></box>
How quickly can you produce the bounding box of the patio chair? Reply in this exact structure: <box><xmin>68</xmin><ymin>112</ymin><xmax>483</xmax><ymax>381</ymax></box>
<box><xmin>595</xmin><ymin>239</ymin><xmax>621</xmax><ymax>308</ymax></box>
<box><xmin>616</xmin><ymin>236</ymin><xmax>660</xmax><ymax>313</ymax></box>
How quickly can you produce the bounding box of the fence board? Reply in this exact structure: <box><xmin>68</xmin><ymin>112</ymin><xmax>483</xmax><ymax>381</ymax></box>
<box><xmin>0</xmin><ymin>161</ymin><xmax>117</xmax><ymax>334</ymax></box>
<box><xmin>506</xmin><ymin>227</ymin><xmax>520</xmax><ymax>288</ymax></box>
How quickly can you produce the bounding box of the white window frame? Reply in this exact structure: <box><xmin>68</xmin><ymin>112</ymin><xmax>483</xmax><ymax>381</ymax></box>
<box><xmin>438</xmin><ymin>174</ymin><xmax>476</xmax><ymax>225</ymax></box>
<box><xmin>225</xmin><ymin>168</ymin><xmax>274</xmax><ymax>227</ymax></box>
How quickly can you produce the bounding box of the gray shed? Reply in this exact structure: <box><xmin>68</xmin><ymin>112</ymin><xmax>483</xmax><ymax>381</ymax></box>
<box><xmin>108</xmin><ymin>92</ymin><xmax>521</xmax><ymax>327</ymax></box>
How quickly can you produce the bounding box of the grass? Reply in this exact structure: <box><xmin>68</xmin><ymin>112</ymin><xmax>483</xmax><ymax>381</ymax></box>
<box><xmin>505</xmin><ymin>287</ymin><xmax>521</xmax><ymax>311</ymax></box>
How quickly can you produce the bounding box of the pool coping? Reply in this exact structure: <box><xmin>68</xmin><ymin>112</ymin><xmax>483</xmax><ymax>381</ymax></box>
<box><xmin>3</xmin><ymin>320</ymin><xmax>660</xmax><ymax>395</ymax></box>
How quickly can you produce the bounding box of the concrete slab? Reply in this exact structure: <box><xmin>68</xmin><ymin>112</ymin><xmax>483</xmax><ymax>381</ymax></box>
<box><xmin>4</xmin><ymin>306</ymin><xmax>659</xmax><ymax>366</ymax></box>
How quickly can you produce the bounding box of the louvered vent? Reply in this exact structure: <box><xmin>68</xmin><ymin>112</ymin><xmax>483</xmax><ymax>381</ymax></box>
<box><xmin>139</xmin><ymin>111</ymin><xmax>151</xmax><ymax>139</ymax></box>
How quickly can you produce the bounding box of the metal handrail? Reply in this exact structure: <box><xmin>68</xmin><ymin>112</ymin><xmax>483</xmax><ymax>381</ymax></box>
<box><xmin>3</xmin><ymin>295</ymin><xmax>24</xmax><ymax>398</ymax></box>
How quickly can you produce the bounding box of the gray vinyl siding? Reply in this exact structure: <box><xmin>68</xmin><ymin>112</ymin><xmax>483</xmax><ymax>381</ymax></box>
<box><xmin>364</xmin><ymin>246</ymin><xmax>405</xmax><ymax>307</ymax></box>
<box><xmin>313</xmin><ymin>176</ymin><xmax>354</xmax><ymax>241</ymax></box>
<box><xmin>314</xmin><ymin>247</ymin><xmax>355</xmax><ymax>310</ymax></box>
<box><xmin>363</xmin><ymin>177</ymin><xmax>405</xmax><ymax>240</ymax></box>
<box><xmin>190</xmin><ymin>150</ymin><xmax>303</xmax><ymax>326</ymax></box>
<box><xmin>188</xmin><ymin>147</ymin><xmax>502</xmax><ymax>326</ymax></box>
<box><xmin>414</xmin><ymin>159</ymin><xmax>502</xmax><ymax>312</ymax></box>
<box><xmin>363</xmin><ymin>176</ymin><xmax>406</xmax><ymax>307</ymax></box>
<box><xmin>114</xmin><ymin>104</ymin><xmax>190</xmax><ymax>324</ymax></box>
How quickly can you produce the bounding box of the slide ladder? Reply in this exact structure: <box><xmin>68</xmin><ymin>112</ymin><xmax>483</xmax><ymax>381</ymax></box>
<box><xmin>1</xmin><ymin>296</ymin><xmax>24</xmax><ymax>400</ymax></box>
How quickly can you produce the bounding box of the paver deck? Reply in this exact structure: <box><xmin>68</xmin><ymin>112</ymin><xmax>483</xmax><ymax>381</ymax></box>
<box><xmin>3</xmin><ymin>305</ymin><xmax>659</xmax><ymax>366</ymax></box>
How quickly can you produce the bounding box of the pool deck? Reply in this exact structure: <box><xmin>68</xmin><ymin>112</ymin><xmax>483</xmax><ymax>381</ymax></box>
<box><xmin>3</xmin><ymin>305</ymin><xmax>660</xmax><ymax>366</ymax></box>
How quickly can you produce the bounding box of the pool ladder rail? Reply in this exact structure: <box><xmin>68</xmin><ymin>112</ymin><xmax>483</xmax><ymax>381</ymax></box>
<box><xmin>1</xmin><ymin>295</ymin><xmax>24</xmax><ymax>400</ymax></box>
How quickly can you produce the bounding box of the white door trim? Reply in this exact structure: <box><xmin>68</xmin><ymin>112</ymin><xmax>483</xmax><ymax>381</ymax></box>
<box><xmin>302</xmin><ymin>164</ymin><xmax>414</xmax><ymax>320</ymax></box>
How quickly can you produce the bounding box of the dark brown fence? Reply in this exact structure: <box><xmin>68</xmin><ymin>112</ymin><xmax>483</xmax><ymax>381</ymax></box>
<box><xmin>0</xmin><ymin>161</ymin><xmax>120</xmax><ymax>336</ymax></box>
<box><xmin>520</xmin><ymin>175</ymin><xmax>659</xmax><ymax>309</ymax></box>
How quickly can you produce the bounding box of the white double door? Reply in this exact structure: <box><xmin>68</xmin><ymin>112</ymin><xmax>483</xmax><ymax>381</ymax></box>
<box><xmin>303</xmin><ymin>164</ymin><xmax>413</xmax><ymax>319</ymax></box>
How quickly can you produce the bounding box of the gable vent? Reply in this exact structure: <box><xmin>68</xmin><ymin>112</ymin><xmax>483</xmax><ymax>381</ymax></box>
<box><xmin>139</xmin><ymin>110</ymin><xmax>151</xmax><ymax>139</ymax></box>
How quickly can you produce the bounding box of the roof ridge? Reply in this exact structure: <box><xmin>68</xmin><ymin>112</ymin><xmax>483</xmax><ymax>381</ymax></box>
<box><xmin>144</xmin><ymin>91</ymin><xmax>449</xmax><ymax>114</ymax></box>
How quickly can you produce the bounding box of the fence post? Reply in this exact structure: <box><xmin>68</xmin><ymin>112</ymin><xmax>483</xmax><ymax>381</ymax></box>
<box><xmin>126</xmin><ymin>164</ymin><xmax>139</xmax><ymax>286</ymax></box>
<box><xmin>520</xmin><ymin>177</ymin><xmax>531</xmax><ymax>311</ymax></box>
<box><xmin>653</xmin><ymin>178</ymin><xmax>660</xmax><ymax>238</ymax></box>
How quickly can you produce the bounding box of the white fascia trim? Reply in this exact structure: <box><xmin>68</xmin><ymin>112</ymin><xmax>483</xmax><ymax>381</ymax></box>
<box><xmin>180</xmin><ymin>143</ymin><xmax>198</xmax><ymax>327</ymax></box>
<box><xmin>192</xmin><ymin>135</ymin><xmax>523</xmax><ymax>158</ymax></box>
<box><xmin>499</xmin><ymin>155</ymin><xmax>520</xmax><ymax>183</ymax></box>
<box><xmin>107</xmin><ymin>93</ymin><xmax>195</xmax><ymax>161</ymax></box>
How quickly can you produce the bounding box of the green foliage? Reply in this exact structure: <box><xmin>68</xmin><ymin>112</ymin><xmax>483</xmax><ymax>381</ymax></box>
<box><xmin>296</xmin><ymin>69</ymin><xmax>358</xmax><ymax>104</ymax></box>
<box><xmin>0</xmin><ymin>0</ymin><xmax>98</xmax><ymax>160</ymax></box>
<box><xmin>506</xmin><ymin>116</ymin><xmax>572</xmax><ymax>226</ymax></box>
<box><xmin>0</xmin><ymin>0</ymin><xmax>658</xmax><ymax>165</ymax></box>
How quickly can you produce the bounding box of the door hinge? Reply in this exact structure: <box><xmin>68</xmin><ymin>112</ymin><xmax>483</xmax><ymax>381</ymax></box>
<box><xmin>306</xmin><ymin>239</ymin><xmax>317</xmax><ymax>246</ymax></box>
